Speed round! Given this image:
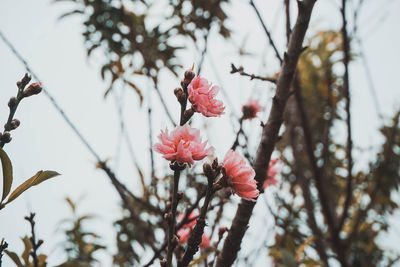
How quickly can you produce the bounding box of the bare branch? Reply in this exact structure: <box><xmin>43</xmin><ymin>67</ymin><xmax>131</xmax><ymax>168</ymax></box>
<box><xmin>216</xmin><ymin>1</ymin><xmax>318</xmax><ymax>266</ymax></box>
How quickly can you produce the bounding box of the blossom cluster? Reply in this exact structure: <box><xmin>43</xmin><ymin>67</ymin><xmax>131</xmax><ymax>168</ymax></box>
<box><xmin>154</xmin><ymin>74</ymin><xmax>279</xmax><ymax>200</ymax></box>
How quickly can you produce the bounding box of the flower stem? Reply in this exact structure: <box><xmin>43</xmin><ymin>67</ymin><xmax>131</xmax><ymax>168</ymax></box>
<box><xmin>166</xmin><ymin>169</ymin><xmax>181</xmax><ymax>267</ymax></box>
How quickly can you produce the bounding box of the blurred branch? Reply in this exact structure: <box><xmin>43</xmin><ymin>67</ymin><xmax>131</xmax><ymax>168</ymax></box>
<box><xmin>337</xmin><ymin>0</ymin><xmax>354</xmax><ymax>234</ymax></box>
<box><xmin>284</xmin><ymin>0</ymin><xmax>292</xmax><ymax>43</ymax></box>
<box><xmin>249</xmin><ymin>0</ymin><xmax>283</xmax><ymax>64</ymax></box>
<box><xmin>346</xmin><ymin>110</ymin><xmax>400</xmax><ymax>246</ymax></box>
<box><xmin>216</xmin><ymin>1</ymin><xmax>318</xmax><ymax>266</ymax></box>
<box><xmin>286</xmin><ymin>96</ymin><xmax>329</xmax><ymax>265</ymax></box>
<box><xmin>292</xmin><ymin>76</ymin><xmax>348</xmax><ymax>265</ymax></box>
<box><xmin>230</xmin><ymin>63</ymin><xmax>277</xmax><ymax>84</ymax></box>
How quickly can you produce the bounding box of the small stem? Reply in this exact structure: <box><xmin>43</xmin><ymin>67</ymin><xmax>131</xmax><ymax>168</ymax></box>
<box><xmin>25</xmin><ymin>213</ymin><xmax>40</xmax><ymax>267</ymax></box>
<box><xmin>231</xmin><ymin>118</ymin><xmax>244</xmax><ymax>151</ymax></box>
<box><xmin>166</xmin><ymin>169</ymin><xmax>181</xmax><ymax>267</ymax></box>
<box><xmin>179</xmin><ymin>177</ymin><xmax>214</xmax><ymax>267</ymax></box>
<box><xmin>1</xmin><ymin>73</ymin><xmax>30</xmax><ymax>148</ymax></box>
<box><xmin>0</xmin><ymin>239</ymin><xmax>8</xmax><ymax>267</ymax></box>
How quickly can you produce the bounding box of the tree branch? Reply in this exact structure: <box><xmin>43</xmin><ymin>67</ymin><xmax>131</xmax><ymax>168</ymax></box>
<box><xmin>215</xmin><ymin>1</ymin><xmax>318</xmax><ymax>266</ymax></box>
<box><xmin>337</xmin><ymin>0</ymin><xmax>354</xmax><ymax>233</ymax></box>
<box><xmin>249</xmin><ymin>0</ymin><xmax>283</xmax><ymax>64</ymax></box>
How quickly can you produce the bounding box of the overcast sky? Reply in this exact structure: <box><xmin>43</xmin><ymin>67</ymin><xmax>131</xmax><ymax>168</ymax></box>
<box><xmin>0</xmin><ymin>0</ymin><xmax>400</xmax><ymax>266</ymax></box>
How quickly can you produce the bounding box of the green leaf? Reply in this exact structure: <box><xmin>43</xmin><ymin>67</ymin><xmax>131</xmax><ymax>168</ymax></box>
<box><xmin>4</xmin><ymin>250</ymin><xmax>23</xmax><ymax>267</ymax></box>
<box><xmin>5</xmin><ymin>170</ymin><xmax>61</xmax><ymax>204</ymax></box>
<box><xmin>0</xmin><ymin>147</ymin><xmax>13</xmax><ymax>202</ymax></box>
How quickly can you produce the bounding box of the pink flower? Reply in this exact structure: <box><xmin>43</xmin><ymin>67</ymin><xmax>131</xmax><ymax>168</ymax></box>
<box><xmin>242</xmin><ymin>99</ymin><xmax>264</xmax><ymax>120</ymax></box>
<box><xmin>263</xmin><ymin>158</ymin><xmax>279</xmax><ymax>190</ymax></box>
<box><xmin>187</xmin><ymin>76</ymin><xmax>225</xmax><ymax>117</ymax></box>
<box><xmin>153</xmin><ymin>125</ymin><xmax>214</xmax><ymax>166</ymax></box>
<box><xmin>222</xmin><ymin>150</ymin><xmax>259</xmax><ymax>201</ymax></box>
<box><xmin>177</xmin><ymin>212</ymin><xmax>211</xmax><ymax>248</ymax></box>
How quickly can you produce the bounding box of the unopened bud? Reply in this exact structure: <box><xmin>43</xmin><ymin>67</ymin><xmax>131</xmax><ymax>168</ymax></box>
<box><xmin>10</xmin><ymin>119</ymin><xmax>20</xmax><ymax>130</ymax></box>
<box><xmin>166</xmin><ymin>201</ymin><xmax>171</xmax><ymax>210</ymax></box>
<box><xmin>212</xmin><ymin>158</ymin><xmax>219</xmax><ymax>169</ymax></box>
<box><xmin>203</xmin><ymin>163</ymin><xmax>214</xmax><ymax>178</ymax></box>
<box><xmin>37</xmin><ymin>239</ymin><xmax>44</xmax><ymax>248</ymax></box>
<box><xmin>1</xmin><ymin>132</ymin><xmax>11</xmax><ymax>144</ymax></box>
<box><xmin>21</xmin><ymin>73</ymin><xmax>32</xmax><ymax>86</ymax></box>
<box><xmin>8</xmin><ymin>97</ymin><xmax>18</xmax><ymax>109</ymax></box>
<box><xmin>23</xmin><ymin>82</ymin><xmax>42</xmax><ymax>97</ymax></box>
<box><xmin>183</xmin><ymin>107</ymin><xmax>194</xmax><ymax>119</ymax></box>
<box><xmin>184</xmin><ymin>69</ymin><xmax>195</xmax><ymax>84</ymax></box>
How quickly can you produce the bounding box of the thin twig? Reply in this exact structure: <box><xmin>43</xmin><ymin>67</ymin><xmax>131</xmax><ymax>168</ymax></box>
<box><xmin>249</xmin><ymin>0</ymin><xmax>283</xmax><ymax>64</ymax></box>
<box><xmin>0</xmin><ymin>239</ymin><xmax>8</xmax><ymax>267</ymax></box>
<box><xmin>24</xmin><ymin>213</ymin><xmax>42</xmax><ymax>267</ymax></box>
<box><xmin>179</xmin><ymin>165</ymin><xmax>217</xmax><ymax>267</ymax></box>
<box><xmin>337</xmin><ymin>0</ymin><xmax>354</xmax><ymax>235</ymax></box>
<box><xmin>0</xmin><ymin>73</ymin><xmax>32</xmax><ymax>148</ymax></box>
<box><xmin>230</xmin><ymin>63</ymin><xmax>277</xmax><ymax>84</ymax></box>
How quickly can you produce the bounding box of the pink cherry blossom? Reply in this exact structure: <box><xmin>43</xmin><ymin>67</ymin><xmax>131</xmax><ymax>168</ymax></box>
<box><xmin>153</xmin><ymin>125</ymin><xmax>214</xmax><ymax>166</ymax></box>
<box><xmin>242</xmin><ymin>99</ymin><xmax>264</xmax><ymax>120</ymax></box>
<box><xmin>222</xmin><ymin>150</ymin><xmax>259</xmax><ymax>201</ymax></box>
<box><xmin>187</xmin><ymin>76</ymin><xmax>225</xmax><ymax>117</ymax></box>
<box><xmin>263</xmin><ymin>158</ymin><xmax>279</xmax><ymax>190</ymax></box>
<box><xmin>177</xmin><ymin>212</ymin><xmax>211</xmax><ymax>248</ymax></box>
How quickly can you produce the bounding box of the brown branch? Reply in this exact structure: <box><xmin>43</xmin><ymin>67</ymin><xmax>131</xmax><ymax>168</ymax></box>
<box><xmin>215</xmin><ymin>1</ymin><xmax>318</xmax><ymax>266</ymax></box>
<box><xmin>0</xmin><ymin>73</ymin><xmax>33</xmax><ymax>148</ymax></box>
<box><xmin>284</xmin><ymin>0</ymin><xmax>292</xmax><ymax>43</ymax></box>
<box><xmin>178</xmin><ymin>165</ymin><xmax>216</xmax><ymax>267</ymax></box>
<box><xmin>285</xmin><ymin>95</ymin><xmax>329</xmax><ymax>265</ymax></box>
<box><xmin>24</xmin><ymin>213</ymin><xmax>43</xmax><ymax>267</ymax></box>
<box><xmin>230</xmin><ymin>63</ymin><xmax>277</xmax><ymax>84</ymax></box>
<box><xmin>166</xmin><ymin>169</ymin><xmax>182</xmax><ymax>267</ymax></box>
<box><xmin>292</xmin><ymin>76</ymin><xmax>348</xmax><ymax>266</ymax></box>
<box><xmin>0</xmin><ymin>239</ymin><xmax>7</xmax><ymax>267</ymax></box>
<box><xmin>249</xmin><ymin>0</ymin><xmax>283</xmax><ymax>64</ymax></box>
<box><xmin>337</xmin><ymin>0</ymin><xmax>354</xmax><ymax>233</ymax></box>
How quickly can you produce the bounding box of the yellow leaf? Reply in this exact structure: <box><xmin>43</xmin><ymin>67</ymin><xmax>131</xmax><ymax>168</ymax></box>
<box><xmin>5</xmin><ymin>170</ymin><xmax>61</xmax><ymax>204</ymax></box>
<box><xmin>38</xmin><ymin>254</ymin><xmax>48</xmax><ymax>267</ymax></box>
<box><xmin>296</xmin><ymin>236</ymin><xmax>315</xmax><ymax>262</ymax></box>
<box><xmin>0</xmin><ymin>147</ymin><xmax>13</xmax><ymax>202</ymax></box>
<box><xmin>21</xmin><ymin>236</ymin><xmax>32</xmax><ymax>266</ymax></box>
<box><xmin>4</xmin><ymin>250</ymin><xmax>23</xmax><ymax>267</ymax></box>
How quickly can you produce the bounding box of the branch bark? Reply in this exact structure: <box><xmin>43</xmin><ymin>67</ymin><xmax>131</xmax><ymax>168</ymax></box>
<box><xmin>215</xmin><ymin>1</ymin><xmax>318</xmax><ymax>266</ymax></box>
<box><xmin>337</xmin><ymin>0</ymin><xmax>354</xmax><ymax>233</ymax></box>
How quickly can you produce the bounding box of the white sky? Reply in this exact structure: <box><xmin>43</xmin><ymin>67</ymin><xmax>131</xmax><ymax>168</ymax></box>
<box><xmin>0</xmin><ymin>0</ymin><xmax>400</xmax><ymax>266</ymax></box>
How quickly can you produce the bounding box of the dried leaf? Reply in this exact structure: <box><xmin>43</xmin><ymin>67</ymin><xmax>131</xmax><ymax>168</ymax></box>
<box><xmin>5</xmin><ymin>170</ymin><xmax>61</xmax><ymax>204</ymax></box>
<box><xmin>0</xmin><ymin>147</ymin><xmax>13</xmax><ymax>202</ymax></box>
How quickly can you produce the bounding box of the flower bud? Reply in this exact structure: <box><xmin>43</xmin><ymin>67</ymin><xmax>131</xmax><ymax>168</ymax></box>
<box><xmin>23</xmin><ymin>82</ymin><xmax>42</xmax><ymax>97</ymax></box>
<box><xmin>183</xmin><ymin>107</ymin><xmax>194</xmax><ymax>119</ymax></box>
<box><xmin>1</xmin><ymin>132</ymin><xmax>11</xmax><ymax>144</ymax></box>
<box><xmin>8</xmin><ymin>97</ymin><xmax>18</xmax><ymax>109</ymax></box>
<box><xmin>183</xmin><ymin>69</ymin><xmax>195</xmax><ymax>84</ymax></box>
<box><xmin>160</xmin><ymin>258</ymin><xmax>167</xmax><ymax>267</ymax></box>
<box><xmin>10</xmin><ymin>119</ymin><xmax>20</xmax><ymax>130</ymax></box>
<box><xmin>203</xmin><ymin>163</ymin><xmax>214</xmax><ymax>179</ymax></box>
